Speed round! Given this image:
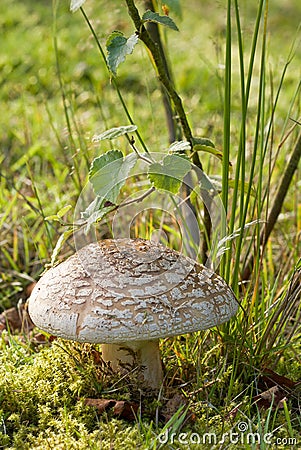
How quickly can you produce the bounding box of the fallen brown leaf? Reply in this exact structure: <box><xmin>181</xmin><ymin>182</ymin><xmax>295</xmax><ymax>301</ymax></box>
<box><xmin>113</xmin><ymin>400</ymin><xmax>139</xmax><ymax>421</ymax></box>
<box><xmin>30</xmin><ymin>332</ymin><xmax>57</xmax><ymax>345</ymax></box>
<box><xmin>84</xmin><ymin>398</ymin><xmax>139</xmax><ymax>421</ymax></box>
<box><xmin>25</xmin><ymin>281</ymin><xmax>37</xmax><ymax>297</ymax></box>
<box><xmin>253</xmin><ymin>385</ymin><xmax>287</xmax><ymax>409</ymax></box>
<box><xmin>90</xmin><ymin>348</ymin><xmax>102</xmax><ymax>365</ymax></box>
<box><xmin>84</xmin><ymin>398</ymin><xmax>116</xmax><ymax>414</ymax></box>
<box><xmin>260</xmin><ymin>368</ymin><xmax>298</xmax><ymax>390</ymax></box>
<box><xmin>160</xmin><ymin>392</ymin><xmax>196</xmax><ymax>424</ymax></box>
<box><xmin>161</xmin><ymin>393</ymin><xmax>187</xmax><ymax>421</ymax></box>
<box><xmin>253</xmin><ymin>367</ymin><xmax>299</xmax><ymax>410</ymax></box>
<box><xmin>0</xmin><ymin>304</ymin><xmax>34</xmax><ymax>334</ymax></box>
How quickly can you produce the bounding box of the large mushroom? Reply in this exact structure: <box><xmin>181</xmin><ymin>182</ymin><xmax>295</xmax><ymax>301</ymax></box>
<box><xmin>28</xmin><ymin>238</ymin><xmax>238</xmax><ymax>389</ymax></box>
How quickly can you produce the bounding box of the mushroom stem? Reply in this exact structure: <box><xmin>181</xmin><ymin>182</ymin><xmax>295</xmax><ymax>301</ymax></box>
<box><xmin>101</xmin><ymin>340</ymin><xmax>163</xmax><ymax>389</ymax></box>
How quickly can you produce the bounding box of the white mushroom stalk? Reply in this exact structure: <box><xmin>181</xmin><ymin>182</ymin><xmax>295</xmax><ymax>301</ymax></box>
<box><xmin>101</xmin><ymin>340</ymin><xmax>163</xmax><ymax>389</ymax></box>
<box><xmin>28</xmin><ymin>238</ymin><xmax>238</xmax><ymax>389</ymax></box>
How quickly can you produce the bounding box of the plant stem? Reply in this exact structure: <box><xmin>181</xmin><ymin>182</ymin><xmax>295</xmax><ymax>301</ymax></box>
<box><xmin>125</xmin><ymin>0</ymin><xmax>194</xmax><ymax>148</ymax></box>
<box><xmin>220</xmin><ymin>0</ymin><xmax>232</xmax><ymax>278</ymax></box>
<box><xmin>80</xmin><ymin>7</ymin><xmax>149</xmax><ymax>154</ymax></box>
<box><xmin>144</xmin><ymin>0</ymin><xmax>177</xmax><ymax>143</ymax></box>
<box><xmin>227</xmin><ymin>0</ymin><xmax>265</xmax><ymax>287</ymax></box>
<box><xmin>128</xmin><ymin>137</ymin><xmax>153</xmax><ymax>164</ymax></box>
<box><xmin>126</xmin><ymin>0</ymin><xmax>211</xmax><ymax>263</ymax></box>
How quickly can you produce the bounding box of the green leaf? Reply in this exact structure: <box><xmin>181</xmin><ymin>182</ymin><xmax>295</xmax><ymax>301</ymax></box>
<box><xmin>195</xmin><ymin>144</ymin><xmax>224</xmax><ymax>161</ymax></box>
<box><xmin>50</xmin><ymin>229</ymin><xmax>74</xmax><ymax>266</ymax></box>
<box><xmin>80</xmin><ymin>196</ymin><xmax>102</xmax><ymax>220</ymax></box>
<box><xmin>92</xmin><ymin>125</ymin><xmax>137</xmax><ymax>142</ymax></box>
<box><xmin>142</xmin><ymin>10</ymin><xmax>179</xmax><ymax>31</ymax></box>
<box><xmin>106</xmin><ymin>32</ymin><xmax>139</xmax><ymax>76</ymax></box>
<box><xmin>82</xmin><ymin>201</ymin><xmax>116</xmax><ymax>234</ymax></box>
<box><xmin>192</xmin><ymin>137</ymin><xmax>215</xmax><ymax>148</ymax></box>
<box><xmin>70</xmin><ymin>0</ymin><xmax>86</xmax><ymax>13</ymax></box>
<box><xmin>81</xmin><ymin>195</ymin><xmax>115</xmax><ymax>219</ymax></box>
<box><xmin>81</xmin><ymin>194</ymin><xmax>117</xmax><ymax>233</ymax></box>
<box><xmin>89</xmin><ymin>150</ymin><xmax>137</xmax><ymax>204</ymax></box>
<box><xmin>44</xmin><ymin>214</ymin><xmax>61</xmax><ymax>223</ymax></box>
<box><xmin>192</xmin><ymin>137</ymin><xmax>226</xmax><ymax>162</ymax></box>
<box><xmin>45</xmin><ymin>205</ymin><xmax>72</xmax><ymax>224</ymax></box>
<box><xmin>168</xmin><ymin>140</ymin><xmax>191</xmax><ymax>153</ymax></box>
<box><xmin>148</xmin><ymin>154</ymin><xmax>191</xmax><ymax>194</ymax></box>
<box><xmin>57</xmin><ymin>205</ymin><xmax>72</xmax><ymax>218</ymax></box>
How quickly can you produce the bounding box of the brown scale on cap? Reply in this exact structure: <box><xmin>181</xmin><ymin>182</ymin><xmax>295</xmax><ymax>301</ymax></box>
<box><xmin>28</xmin><ymin>238</ymin><xmax>238</xmax><ymax>389</ymax></box>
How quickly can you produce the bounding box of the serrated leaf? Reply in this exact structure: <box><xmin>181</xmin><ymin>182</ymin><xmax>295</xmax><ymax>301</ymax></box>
<box><xmin>80</xmin><ymin>196</ymin><xmax>102</xmax><ymax>220</ymax></box>
<box><xmin>106</xmin><ymin>30</ymin><xmax>123</xmax><ymax>47</ymax></box>
<box><xmin>89</xmin><ymin>149</ymin><xmax>121</xmax><ymax>183</ymax></box>
<box><xmin>148</xmin><ymin>154</ymin><xmax>191</xmax><ymax>194</ymax></box>
<box><xmin>89</xmin><ymin>150</ymin><xmax>137</xmax><ymax>204</ymax></box>
<box><xmin>142</xmin><ymin>10</ymin><xmax>179</xmax><ymax>31</ymax></box>
<box><xmin>92</xmin><ymin>125</ymin><xmax>137</xmax><ymax>142</ymax></box>
<box><xmin>195</xmin><ymin>144</ymin><xmax>223</xmax><ymax>161</ymax></box>
<box><xmin>168</xmin><ymin>140</ymin><xmax>191</xmax><ymax>153</ymax></box>
<box><xmin>83</xmin><ymin>202</ymin><xmax>115</xmax><ymax>234</ymax></box>
<box><xmin>198</xmin><ymin>171</ymin><xmax>218</xmax><ymax>193</ymax></box>
<box><xmin>192</xmin><ymin>137</ymin><xmax>215</xmax><ymax>148</ymax></box>
<box><xmin>70</xmin><ymin>0</ymin><xmax>86</xmax><ymax>13</ymax></box>
<box><xmin>106</xmin><ymin>32</ymin><xmax>139</xmax><ymax>76</ymax></box>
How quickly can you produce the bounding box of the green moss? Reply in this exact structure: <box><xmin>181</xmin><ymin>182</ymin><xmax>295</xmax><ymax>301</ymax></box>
<box><xmin>1</xmin><ymin>332</ymin><xmax>300</xmax><ymax>449</ymax></box>
<box><xmin>0</xmin><ymin>339</ymin><xmax>146</xmax><ymax>448</ymax></box>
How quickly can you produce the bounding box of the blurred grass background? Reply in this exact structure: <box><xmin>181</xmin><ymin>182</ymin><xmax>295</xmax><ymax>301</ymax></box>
<box><xmin>1</xmin><ymin>0</ymin><xmax>300</xmax><ymax>308</ymax></box>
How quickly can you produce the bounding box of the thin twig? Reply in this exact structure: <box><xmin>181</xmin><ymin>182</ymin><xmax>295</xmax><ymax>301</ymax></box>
<box><xmin>119</xmin><ymin>187</ymin><xmax>156</xmax><ymax>208</ymax></box>
<box><xmin>144</xmin><ymin>0</ymin><xmax>177</xmax><ymax>143</ymax></box>
<box><xmin>74</xmin><ymin>187</ymin><xmax>156</xmax><ymax>227</ymax></box>
<box><xmin>125</xmin><ymin>0</ymin><xmax>194</xmax><ymax>146</ymax></box>
<box><xmin>128</xmin><ymin>136</ymin><xmax>153</xmax><ymax>164</ymax></box>
<box><xmin>80</xmin><ymin>6</ymin><xmax>149</xmax><ymax>154</ymax></box>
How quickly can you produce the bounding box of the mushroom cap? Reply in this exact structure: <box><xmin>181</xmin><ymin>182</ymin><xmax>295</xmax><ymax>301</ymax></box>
<box><xmin>28</xmin><ymin>238</ymin><xmax>238</xmax><ymax>343</ymax></box>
